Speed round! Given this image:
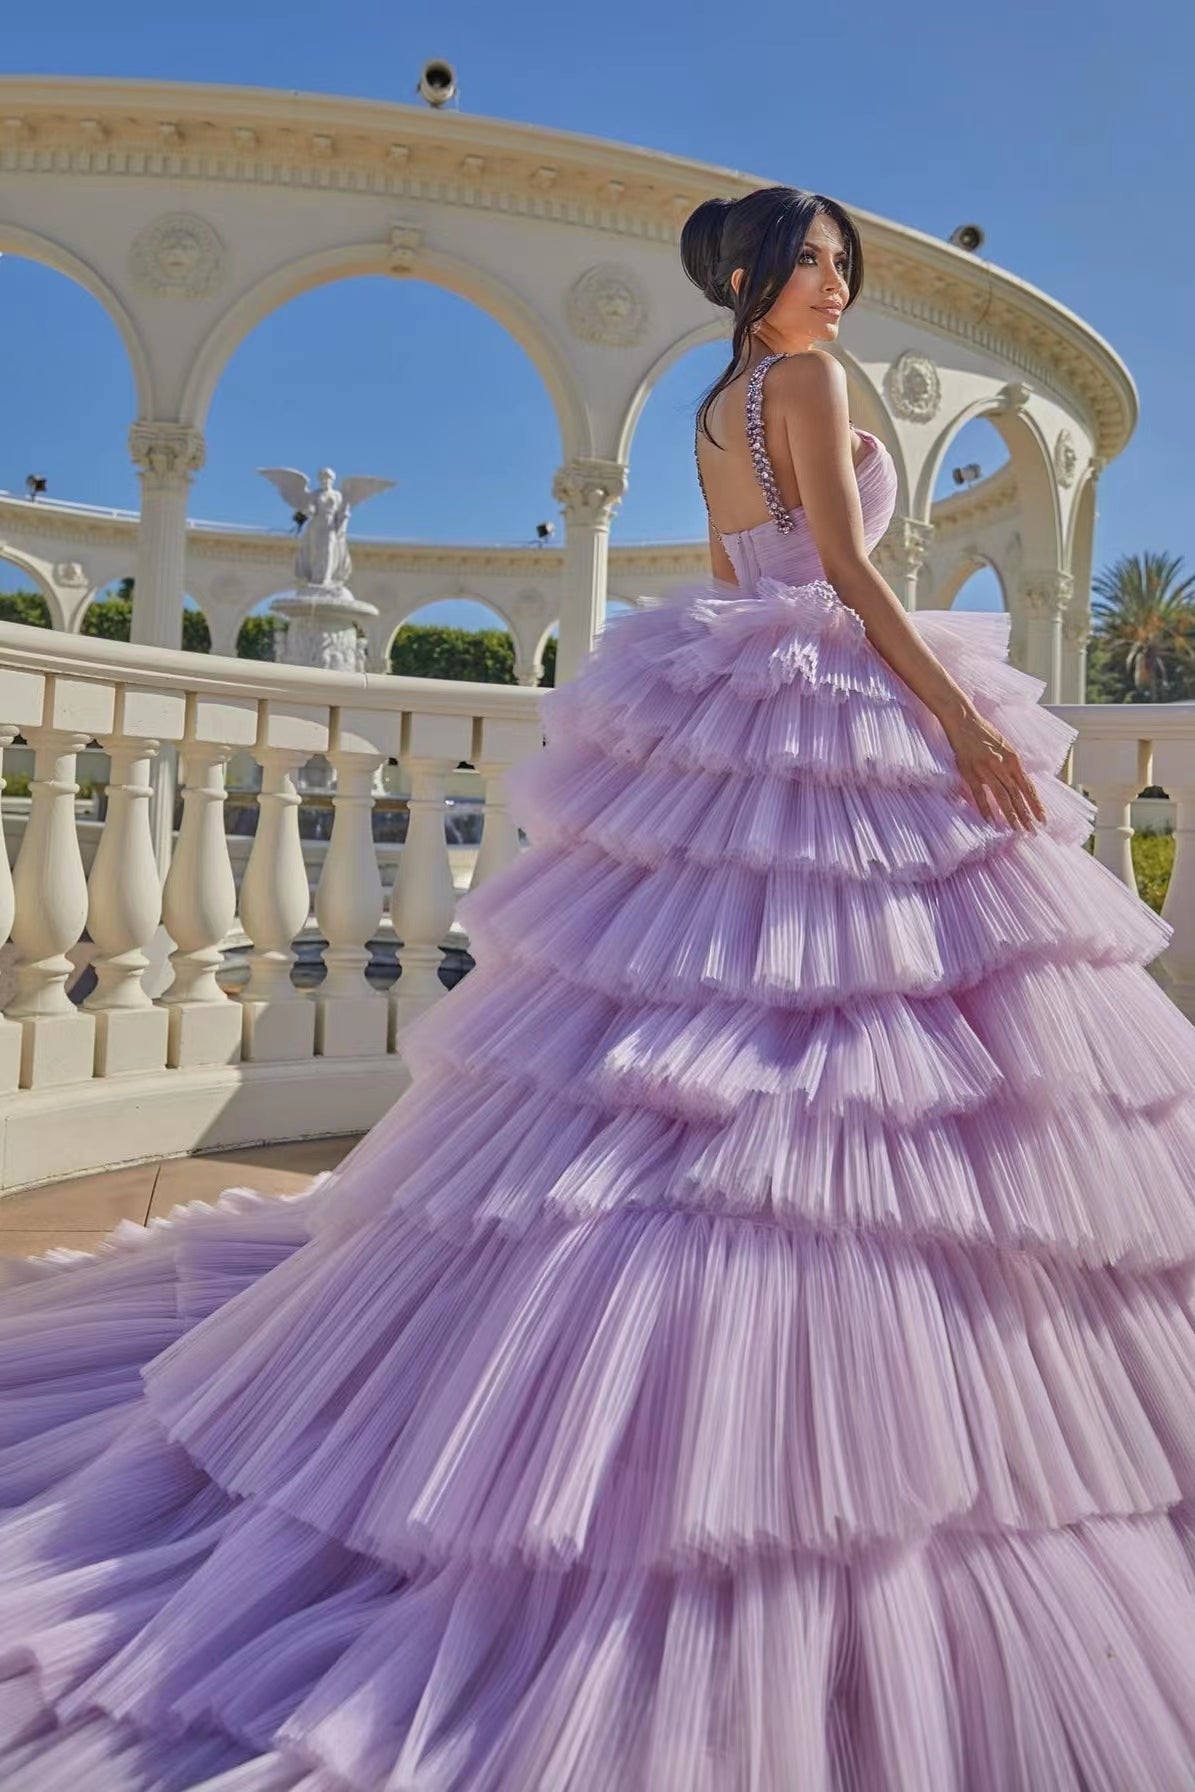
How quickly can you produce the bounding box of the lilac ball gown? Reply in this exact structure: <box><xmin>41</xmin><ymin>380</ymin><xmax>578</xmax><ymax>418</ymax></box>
<box><xmin>2</xmin><ymin>352</ymin><xmax>1195</xmax><ymax>1790</ymax></box>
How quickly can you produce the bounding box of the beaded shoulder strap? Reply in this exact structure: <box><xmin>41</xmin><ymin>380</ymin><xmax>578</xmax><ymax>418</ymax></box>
<box><xmin>693</xmin><ymin>429</ymin><xmax>719</xmax><ymax>539</ymax></box>
<box><xmin>745</xmin><ymin>351</ymin><xmax>794</xmax><ymax>533</ymax></box>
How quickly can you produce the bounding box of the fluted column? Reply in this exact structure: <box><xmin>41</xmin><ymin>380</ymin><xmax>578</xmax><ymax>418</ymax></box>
<box><xmin>314</xmin><ymin>741</ymin><xmax>388</xmax><ymax>1057</ymax></box>
<box><xmin>1060</xmin><ymin>610</ymin><xmax>1092</xmax><ymax>705</ymax></box>
<box><xmin>238</xmin><ymin>744</ymin><xmax>316</xmax><ymax>1062</ymax></box>
<box><xmin>872</xmin><ymin>516</ymin><xmax>935</xmax><ymax>610</ymax></box>
<box><xmin>84</xmin><ymin>687</ymin><xmax>185</xmax><ymax>1075</ymax></box>
<box><xmin>129</xmin><ymin>421</ymin><xmax>205</xmax><ymax>876</ymax></box>
<box><xmin>552</xmin><ymin>458</ymin><xmax>628</xmax><ymax>685</ymax></box>
<box><xmin>8</xmin><ymin>728</ymin><xmax>95</xmax><ymax>1086</ymax></box>
<box><xmin>1019</xmin><ymin>569</ymin><xmax>1073</xmax><ymax>704</ymax></box>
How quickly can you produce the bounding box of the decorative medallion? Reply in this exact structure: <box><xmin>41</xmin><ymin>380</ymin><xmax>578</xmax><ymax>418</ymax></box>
<box><xmin>566</xmin><ymin>264</ymin><xmax>649</xmax><ymax>348</ymax></box>
<box><xmin>884</xmin><ymin>350</ymin><xmax>941</xmax><ymax>423</ymax></box>
<box><xmin>1053</xmin><ymin>427</ymin><xmax>1078</xmax><ymax>488</ymax></box>
<box><xmin>129</xmin><ymin>212</ymin><xmax>227</xmax><ymax>299</ymax></box>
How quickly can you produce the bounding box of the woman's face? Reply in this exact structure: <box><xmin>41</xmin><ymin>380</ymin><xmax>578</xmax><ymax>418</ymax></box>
<box><xmin>732</xmin><ymin>212</ymin><xmax>850</xmax><ymax>348</ymax></box>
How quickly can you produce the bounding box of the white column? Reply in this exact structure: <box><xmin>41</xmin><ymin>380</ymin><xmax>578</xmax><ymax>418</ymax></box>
<box><xmin>128</xmin><ymin>421</ymin><xmax>205</xmax><ymax>876</ymax></box>
<box><xmin>239</xmin><ymin>751</ymin><xmax>316</xmax><ymax>1062</ymax></box>
<box><xmin>1020</xmin><ymin>570</ymin><xmax>1074</xmax><ymax>705</ymax></box>
<box><xmin>1072</xmin><ymin>733</ymin><xmax>1151</xmax><ymax>889</ymax></box>
<box><xmin>8</xmin><ymin>729</ymin><xmax>96</xmax><ymax>1087</ymax></box>
<box><xmin>873</xmin><ymin>516</ymin><xmax>935</xmax><ymax>610</ymax></box>
<box><xmin>552</xmin><ymin>458</ymin><xmax>628</xmax><ymax>685</ymax></box>
<box><xmin>390</xmin><ymin>711</ymin><xmax>473</xmax><ymax>1041</ymax></box>
<box><xmin>84</xmin><ymin>688</ymin><xmax>187</xmax><ymax>1075</ymax></box>
<box><xmin>1060</xmin><ymin>611</ymin><xmax>1092</xmax><ymax>706</ymax></box>
<box><xmin>315</xmin><ymin>738</ymin><xmax>388</xmax><ymax>1058</ymax></box>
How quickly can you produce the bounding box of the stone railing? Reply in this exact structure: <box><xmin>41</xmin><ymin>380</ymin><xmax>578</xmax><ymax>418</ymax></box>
<box><xmin>1067</xmin><ymin>704</ymin><xmax>1194</xmax><ymax>1013</ymax></box>
<box><xmin>0</xmin><ymin>618</ymin><xmax>1190</xmax><ymax>1193</ymax></box>
<box><xmin>0</xmin><ymin>623</ymin><xmax>542</xmax><ymax>1190</ymax></box>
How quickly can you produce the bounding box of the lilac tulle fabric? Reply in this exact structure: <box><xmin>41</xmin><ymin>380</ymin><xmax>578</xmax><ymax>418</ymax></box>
<box><xmin>2</xmin><ymin>414</ymin><xmax>1195</xmax><ymax>1791</ymax></box>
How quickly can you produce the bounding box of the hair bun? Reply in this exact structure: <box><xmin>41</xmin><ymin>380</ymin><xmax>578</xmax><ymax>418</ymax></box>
<box><xmin>681</xmin><ymin>197</ymin><xmax>735</xmax><ymax>308</ymax></box>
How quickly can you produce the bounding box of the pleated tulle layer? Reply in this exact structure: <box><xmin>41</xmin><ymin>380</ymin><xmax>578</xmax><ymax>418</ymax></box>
<box><xmin>5</xmin><ymin>1463</ymin><xmax>1195</xmax><ymax>1792</ymax></box>
<box><xmin>456</xmin><ymin>827</ymin><xmax>1172</xmax><ymax>1011</ymax></box>
<box><xmin>506</xmin><ymin>728</ymin><xmax>1098</xmax><ymax>876</ymax></box>
<box><xmin>3</xmin><ymin>573</ymin><xmax>1195</xmax><ymax>1786</ymax></box>
<box><xmin>126</xmin><ymin>1198</ymin><xmax>1195</xmax><ymax>1568</ymax></box>
<box><xmin>541</xmin><ymin>593</ymin><xmax>1078</xmax><ymax>787</ymax></box>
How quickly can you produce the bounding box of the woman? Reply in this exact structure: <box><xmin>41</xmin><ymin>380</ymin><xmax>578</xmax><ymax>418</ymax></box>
<box><xmin>2</xmin><ymin>185</ymin><xmax>1194</xmax><ymax>1790</ymax></box>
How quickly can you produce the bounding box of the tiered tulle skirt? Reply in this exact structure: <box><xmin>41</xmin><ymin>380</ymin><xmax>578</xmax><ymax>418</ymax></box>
<box><xmin>2</xmin><ymin>573</ymin><xmax>1195</xmax><ymax>1790</ymax></box>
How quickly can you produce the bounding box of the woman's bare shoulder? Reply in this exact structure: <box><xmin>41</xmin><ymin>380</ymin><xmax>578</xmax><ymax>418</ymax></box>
<box><xmin>769</xmin><ymin>350</ymin><xmax>859</xmax><ymax>451</ymax></box>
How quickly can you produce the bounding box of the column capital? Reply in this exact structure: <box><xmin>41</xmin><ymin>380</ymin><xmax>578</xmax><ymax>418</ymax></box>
<box><xmin>1062</xmin><ymin>608</ymin><xmax>1093</xmax><ymax>647</ymax></box>
<box><xmin>1019</xmin><ymin>568</ymin><xmax>1074</xmax><ymax>619</ymax></box>
<box><xmin>873</xmin><ymin>515</ymin><xmax>935</xmax><ymax>582</ymax></box>
<box><xmin>128</xmin><ymin>420</ymin><xmax>206</xmax><ymax>489</ymax></box>
<box><xmin>552</xmin><ymin>458</ymin><xmax>628</xmax><ymax>529</ymax></box>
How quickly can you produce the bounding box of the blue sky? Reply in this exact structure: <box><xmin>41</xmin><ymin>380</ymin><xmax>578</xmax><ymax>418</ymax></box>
<box><xmin>1</xmin><ymin>0</ymin><xmax>1191</xmax><ymax>630</ymax></box>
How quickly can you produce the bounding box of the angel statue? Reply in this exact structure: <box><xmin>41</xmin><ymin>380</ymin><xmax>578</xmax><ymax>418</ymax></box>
<box><xmin>258</xmin><ymin>465</ymin><xmax>395</xmax><ymax>592</ymax></box>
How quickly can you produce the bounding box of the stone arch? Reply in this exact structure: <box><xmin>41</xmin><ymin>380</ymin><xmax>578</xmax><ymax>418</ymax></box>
<box><xmin>932</xmin><ymin>550</ymin><xmax>1013</xmax><ymax>613</ymax></box>
<box><xmin>0</xmin><ymin>550</ymin><xmax>67</xmax><ymax>629</ymax></box>
<box><xmin>179</xmin><ymin>244</ymin><xmax>589</xmax><ymax>458</ymax></box>
<box><xmin>0</xmin><ymin>223</ymin><xmax>154</xmax><ymax>417</ymax></box>
<box><xmin>612</xmin><ymin>317</ymin><xmax>729</xmax><ymax>466</ymax></box>
<box><xmin>917</xmin><ymin>396</ymin><xmax>1062</xmax><ymax>565</ymax></box>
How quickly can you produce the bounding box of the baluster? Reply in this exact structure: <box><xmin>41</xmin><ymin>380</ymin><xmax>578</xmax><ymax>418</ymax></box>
<box><xmin>0</xmin><ymin>726</ymin><xmax>24</xmax><ymax>1092</ymax></box>
<box><xmin>85</xmin><ymin>687</ymin><xmax>186</xmax><ymax>1075</ymax></box>
<box><xmin>390</xmin><ymin>711</ymin><xmax>472</xmax><ymax>1040</ymax></box>
<box><xmin>468</xmin><ymin>715</ymin><xmax>543</xmax><ymax>891</ymax></box>
<box><xmin>1150</xmin><ymin>738</ymin><xmax>1195</xmax><ymax>1017</ymax></box>
<box><xmin>314</xmin><ymin>707</ymin><xmax>396</xmax><ymax>1058</ymax></box>
<box><xmin>159</xmin><ymin>694</ymin><xmax>257</xmax><ymax>1068</ymax></box>
<box><xmin>8</xmin><ymin>676</ymin><xmax>115</xmax><ymax>1087</ymax></box>
<box><xmin>238</xmin><ymin>702</ymin><xmax>327</xmax><ymax>1062</ymax></box>
<box><xmin>1072</xmin><ymin>732</ymin><xmax>1151</xmax><ymax>889</ymax></box>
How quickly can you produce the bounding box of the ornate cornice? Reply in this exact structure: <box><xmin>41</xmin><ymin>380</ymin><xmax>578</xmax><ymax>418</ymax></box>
<box><xmin>0</xmin><ymin>78</ymin><xmax>1137</xmax><ymax>460</ymax></box>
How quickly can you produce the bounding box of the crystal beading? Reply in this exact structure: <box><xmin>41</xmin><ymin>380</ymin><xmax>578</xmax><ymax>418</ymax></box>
<box><xmin>745</xmin><ymin>351</ymin><xmax>794</xmax><ymax>532</ymax></box>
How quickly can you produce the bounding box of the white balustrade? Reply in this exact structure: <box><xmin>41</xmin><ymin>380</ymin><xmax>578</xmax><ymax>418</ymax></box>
<box><xmin>314</xmin><ymin>707</ymin><xmax>399</xmax><ymax>1059</ymax></box>
<box><xmin>389</xmin><ymin>710</ymin><xmax>473</xmax><ymax>1039</ymax></box>
<box><xmin>0</xmin><ymin>624</ymin><xmax>543</xmax><ymax>1187</ymax></box>
<box><xmin>85</xmin><ymin>687</ymin><xmax>186</xmax><ymax>1076</ymax></box>
<box><xmin>8</xmin><ymin>676</ymin><xmax>115</xmax><ymax>1088</ymax></box>
<box><xmin>238</xmin><ymin>703</ymin><xmax>327</xmax><ymax>1062</ymax></box>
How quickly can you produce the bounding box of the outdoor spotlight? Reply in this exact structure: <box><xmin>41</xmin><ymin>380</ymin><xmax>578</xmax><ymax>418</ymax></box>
<box><xmin>291</xmin><ymin>510</ymin><xmax>308</xmax><ymax>531</ymax></box>
<box><xmin>951</xmin><ymin>462</ymin><xmax>982</xmax><ymax>487</ymax></box>
<box><xmin>948</xmin><ymin>223</ymin><xmax>985</xmax><ymax>253</ymax></box>
<box><xmin>24</xmin><ymin>474</ymin><xmax>46</xmax><ymax>500</ymax></box>
<box><xmin>535</xmin><ymin>520</ymin><xmax>555</xmax><ymax>544</ymax></box>
<box><xmin>417</xmin><ymin>60</ymin><xmax>457</xmax><ymax>108</ymax></box>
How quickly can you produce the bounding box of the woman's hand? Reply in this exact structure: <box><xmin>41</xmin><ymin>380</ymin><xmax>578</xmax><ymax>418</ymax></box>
<box><xmin>942</xmin><ymin>703</ymin><xmax>1047</xmax><ymax>832</ymax></box>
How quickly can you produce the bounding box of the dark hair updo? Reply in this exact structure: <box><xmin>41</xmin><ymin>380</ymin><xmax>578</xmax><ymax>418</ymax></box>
<box><xmin>680</xmin><ymin>184</ymin><xmax>864</xmax><ymax>445</ymax></box>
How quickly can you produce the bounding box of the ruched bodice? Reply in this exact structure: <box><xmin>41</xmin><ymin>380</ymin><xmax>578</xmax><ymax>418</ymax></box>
<box><xmin>718</xmin><ymin>427</ymin><xmax>898</xmax><ymax>586</ymax></box>
<box><xmin>696</xmin><ymin>350</ymin><xmax>900</xmax><ymax>590</ymax></box>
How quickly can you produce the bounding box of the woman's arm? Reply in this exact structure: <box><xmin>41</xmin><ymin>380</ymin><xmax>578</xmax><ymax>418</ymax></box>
<box><xmin>776</xmin><ymin>352</ymin><xmax>1046</xmax><ymax>831</ymax></box>
<box><xmin>708</xmin><ymin>521</ymin><xmax>739</xmax><ymax>586</ymax></box>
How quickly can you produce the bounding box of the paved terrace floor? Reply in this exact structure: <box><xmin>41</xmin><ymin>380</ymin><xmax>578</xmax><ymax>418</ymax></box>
<box><xmin>0</xmin><ymin>1137</ymin><xmax>361</xmax><ymax>1259</ymax></box>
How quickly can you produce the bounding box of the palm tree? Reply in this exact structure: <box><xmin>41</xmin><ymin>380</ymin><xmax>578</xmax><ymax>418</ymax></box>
<box><xmin>1091</xmin><ymin>551</ymin><xmax>1195</xmax><ymax>701</ymax></box>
